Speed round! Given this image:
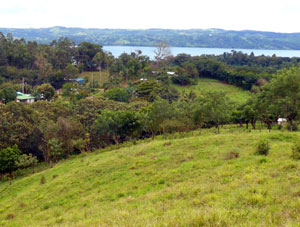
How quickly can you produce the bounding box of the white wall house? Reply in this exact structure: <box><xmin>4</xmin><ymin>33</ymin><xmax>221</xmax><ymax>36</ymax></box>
<box><xmin>16</xmin><ymin>92</ymin><xmax>35</xmax><ymax>103</ymax></box>
<box><xmin>277</xmin><ymin>118</ymin><xmax>287</xmax><ymax>125</ymax></box>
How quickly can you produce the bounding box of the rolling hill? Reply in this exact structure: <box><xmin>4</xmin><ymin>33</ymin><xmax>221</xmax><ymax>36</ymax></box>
<box><xmin>2</xmin><ymin>27</ymin><xmax>300</xmax><ymax>49</ymax></box>
<box><xmin>1</xmin><ymin>128</ymin><xmax>300</xmax><ymax>226</ymax></box>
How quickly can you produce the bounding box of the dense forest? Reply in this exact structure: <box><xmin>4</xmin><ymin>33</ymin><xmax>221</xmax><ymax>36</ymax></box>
<box><xmin>2</xmin><ymin>27</ymin><xmax>300</xmax><ymax>49</ymax></box>
<box><xmin>2</xmin><ymin>33</ymin><xmax>300</xmax><ymax>177</ymax></box>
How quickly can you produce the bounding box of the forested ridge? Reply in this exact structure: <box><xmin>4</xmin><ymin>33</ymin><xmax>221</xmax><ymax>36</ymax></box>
<box><xmin>2</xmin><ymin>27</ymin><xmax>300</xmax><ymax>49</ymax></box>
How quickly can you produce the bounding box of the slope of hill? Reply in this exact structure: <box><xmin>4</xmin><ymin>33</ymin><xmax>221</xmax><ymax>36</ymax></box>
<box><xmin>2</xmin><ymin>27</ymin><xmax>300</xmax><ymax>49</ymax></box>
<box><xmin>173</xmin><ymin>78</ymin><xmax>251</xmax><ymax>104</ymax></box>
<box><xmin>0</xmin><ymin>128</ymin><xmax>300</xmax><ymax>226</ymax></box>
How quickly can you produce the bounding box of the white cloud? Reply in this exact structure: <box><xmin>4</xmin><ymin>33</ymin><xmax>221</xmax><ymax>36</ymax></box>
<box><xmin>0</xmin><ymin>0</ymin><xmax>300</xmax><ymax>32</ymax></box>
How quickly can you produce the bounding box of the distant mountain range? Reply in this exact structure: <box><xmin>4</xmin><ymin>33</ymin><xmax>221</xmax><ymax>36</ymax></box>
<box><xmin>1</xmin><ymin>26</ymin><xmax>300</xmax><ymax>50</ymax></box>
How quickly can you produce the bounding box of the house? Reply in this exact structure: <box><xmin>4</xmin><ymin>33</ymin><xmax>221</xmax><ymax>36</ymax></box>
<box><xmin>167</xmin><ymin>72</ymin><xmax>176</xmax><ymax>75</ymax></box>
<box><xmin>277</xmin><ymin>118</ymin><xmax>287</xmax><ymax>125</ymax></box>
<box><xmin>167</xmin><ymin>72</ymin><xmax>178</xmax><ymax>78</ymax></box>
<box><xmin>16</xmin><ymin>92</ymin><xmax>35</xmax><ymax>103</ymax></box>
<box><xmin>74</xmin><ymin>78</ymin><xmax>85</xmax><ymax>84</ymax></box>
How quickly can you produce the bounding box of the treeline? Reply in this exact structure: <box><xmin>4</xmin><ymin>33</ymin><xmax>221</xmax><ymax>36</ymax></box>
<box><xmin>0</xmin><ymin>33</ymin><xmax>113</xmax><ymax>88</ymax></box>
<box><xmin>3</xmin><ymin>64</ymin><xmax>300</xmax><ymax>176</ymax></box>
<box><xmin>0</xmin><ymin>89</ymin><xmax>231</xmax><ymax>176</ymax></box>
<box><xmin>170</xmin><ymin>51</ymin><xmax>300</xmax><ymax>90</ymax></box>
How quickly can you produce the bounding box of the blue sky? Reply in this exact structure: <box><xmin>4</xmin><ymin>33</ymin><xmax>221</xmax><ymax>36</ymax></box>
<box><xmin>1</xmin><ymin>0</ymin><xmax>300</xmax><ymax>32</ymax></box>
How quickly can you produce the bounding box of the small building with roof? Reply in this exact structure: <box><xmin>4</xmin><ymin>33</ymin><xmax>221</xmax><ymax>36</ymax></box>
<box><xmin>74</xmin><ymin>78</ymin><xmax>85</xmax><ymax>84</ymax></box>
<box><xmin>16</xmin><ymin>92</ymin><xmax>35</xmax><ymax>103</ymax></box>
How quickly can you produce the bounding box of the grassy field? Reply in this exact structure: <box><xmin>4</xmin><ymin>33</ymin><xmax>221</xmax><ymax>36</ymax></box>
<box><xmin>173</xmin><ymin>78</ymin><xmax>251</xmax><ymax>104</ymax></box>
<box><xmin>77</xmin><ymin>70</ymin><xmax>110</xmax><ymax>86</ymax></box>
<box><xmin>1</xmin><ymin>127</ymin><xmax>300</xmax><ymax>226</ymax></box>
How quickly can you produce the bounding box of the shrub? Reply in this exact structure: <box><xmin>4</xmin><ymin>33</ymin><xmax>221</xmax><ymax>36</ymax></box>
<box><xmin>225</xmin><ymin>151</ymin><xmax>239</xmax><ymax>160</ymax></box>
<box><xmin>171</xmin><ymin>74</ymin><xmax>191</xmax><ymax>86</ymax></box>
<box><xmin>0</xmin><ymin>145</ymin><xmax>21</xmax><ymax>175</ymax></box>
<box><xmin>286</xmin><ymin>122</ymin><xmax>299</xmax><ymax>131</ymax></box>
<box><xmin>292</xmin><ymin>142</ymin><xmax>300</xmax><ymax>160</ymax></box>
<box><xmin>104</xmin><ymin>88</ymin><xmax>130</xmax><ymax>102</ymax></box>
<box><xmin>259</xmin><ymin>157</ymin><xmax>269</xmax><ymax>164</ymax></box>
<box><xmin>6</xmin><ymin>213</ymin><xmax>15</xmax><ymax>220</ymax></box>
<box><xmin>256</xmin><ymin>139</ymin><xmax>270</xmax><ymax>156</ymax></box>
<box><xmin>40</xmin><ymin>175</ymin><xmax>46</xmax><ymax>185</ymax></box>
<box><xmin>16</xmin><ymin>153</ymin><xmax>38</xmax><ymax>169</ymax></box>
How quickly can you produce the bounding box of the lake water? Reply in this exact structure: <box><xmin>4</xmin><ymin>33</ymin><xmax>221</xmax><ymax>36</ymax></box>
<box><xmin>103</xmin><ymin>46</ymin><xmax>300</xmax><ymax>59</ymax></box>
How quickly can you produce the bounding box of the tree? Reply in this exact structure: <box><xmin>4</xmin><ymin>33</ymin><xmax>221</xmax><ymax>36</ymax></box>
<box><xmin>0</xmin><ymin>145</ymin><xmax>21</xmax><ymax>177</ymax></box>
<box><xmin>72</xmin><ymin>138</ymin><xmax>86</xmax><ymax>153</ymax></box>
<box><xmin>48</xmin><ymin>138</ymin><xmax>63</xmax><ymax>163</ymax></box>
<box><xmin>56</xmin><ymin>117</ymin><xmax>84</xmax><ymax>158</ymax></box>
<box><xmin>149</xmin><ymin>84</ymin><xmax>179</xmax><ymax>103</ymax></box>
<box><xmin>35</xmin><ymin>83</ymin><xmax>56</xmax><ymax>101</ymax></box>
<box><xmin>136</xmin><ymin>80</ymin><xmax>159</xmax><ymax>99</ymax></box>
<box><xmin>51</xmin><ymin>37</ymin><xmax>76</xmax><ymax>69</ymax></box>
<box><xmin>154</xmin><ymin>41</ymin><xmax>172</xmax><ymax>63</ymax></box>
<box><xmin>62</xmin><ymin>82</ymin><xmax>77</xmax><ymax>97</ymax></box>
<box><xmin>65</xmin><ymin>64</ymin><xmax>79</xmax><ymax>79</ymax></box>
<box><xmin>93</xmin><ymin>110</ymin><xmax>141</xmax><ymax>148</ymax></box>
<box><xmin>34</xmin><ymin>53</ymin><xmax>53</xmax><ymax>82</ymax></box>
<box><xmin>140</xmin><ymin>98</ymin><xmax>174</xmax><ymax>139</ymax></box>
<box><xmin>0</xmin><ymin>87</ymin><xmax>17</xmax><ymax>103</ymax></box>
<box><xmin>201</xmin><ymin>92</ymin><xmax>231</xmax><ymax>133</ymax></box>
<box><xmin>238</xmin><ymin>97</ymin><xmax>259</xmax><ymax>129</ymax></box>
<box><xmin>192</xmin><ymin>99</ymin><xmax>208</xmax><ymax>134</ymax></box>
<box><xmin>171</xmin><ymin>74</ymin><xmax>192</xmax><ymax>86</ymax></box>
<box><xmin>258</xmin><ymin>66</ymin><xmax>300</xmax><ymax>131</ymax></box>
<box><xmin>0</xmin><ymin>102</ymin><xmax>37</xmax><ymax>152</ymax></box>
<box><xmin>76</xmin><ymin>42</ymin><xmax>103</xmax><ymax>71</ymax></box>
<box><xmin>104</xmin><ymin>88</ymin><xmax>131</xmax><ymax>103</ymax></box>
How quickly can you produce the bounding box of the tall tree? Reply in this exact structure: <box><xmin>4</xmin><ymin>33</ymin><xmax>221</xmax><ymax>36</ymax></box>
<box><xmin>259</xmin><ymin>66</ymin><xmax>300</xmax><ymax>130</ymax></box>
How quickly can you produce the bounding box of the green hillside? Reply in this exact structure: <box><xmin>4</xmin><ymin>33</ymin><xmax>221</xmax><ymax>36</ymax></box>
<box><xmin>2</xmin><ymin>27</ymin><xmax>300</xmax><ymax>49</ymax></box>
<box><xmin>1</xmin><ymin>128</ymin><xmax>300</xmax><ymax>226</ymax></box>
<box><xmin>174</xmin><ymin>78</ymin><xmax>251</xmax><ymax>104</ymax></box>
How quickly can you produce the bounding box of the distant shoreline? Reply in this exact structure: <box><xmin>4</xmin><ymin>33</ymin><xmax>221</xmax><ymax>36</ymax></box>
<box><xmin>103</xmin><ymin>46</ymin><xmax>300</xmax><ymax>58</ymax></box>
<box><xmin>2</xmin><ymin>27</ymin><xmax>300</xmax><ymax>50</ymax></box>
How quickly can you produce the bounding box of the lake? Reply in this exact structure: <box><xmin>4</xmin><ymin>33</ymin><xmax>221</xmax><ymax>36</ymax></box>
<box><xmin>103</xmin><ymin>46</ymin><xmax>300</xmax><ymax>59</ymax></box>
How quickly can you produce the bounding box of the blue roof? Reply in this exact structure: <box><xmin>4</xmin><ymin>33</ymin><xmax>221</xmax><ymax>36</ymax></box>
<box><xmin>74</xmin><ymin>78</ymin><xmax>85</xmax><ymax>83</ymax></box>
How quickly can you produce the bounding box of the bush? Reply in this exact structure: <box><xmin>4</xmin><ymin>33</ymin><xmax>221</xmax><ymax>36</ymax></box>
<box><xmin>171</xmin><ymin>74</ymin><xmax>191</xmax><ymax>86</ymax></box>
<box><xmin>40</xmin><ymin>175</ymin><xmax>46</xmax><ymax>185</ymax></box>
<box><xmin>16</xmin><ymin>153</ymin><xmax>38</xmax><ymax>169</ymax></box>
<box><xmin>104</xmin><ymin>88</ymin><xmax>130</xmax><ymax>102</ymax></box>
<box><xmin>286</xmin><ymin>122</ymin><xmax>299</xmax><ymax>131</ymax></box>
<box><xmin>277</xmin><ymin>124</ymin><xmax>283</xmax><ymax>130</ymax></box>
<box><xmin>0</xmin><ymin>145</ymin><xmax>21</xmax><ymax>175</ymax></box>
<box><xmin>225</xmin><ymin>151</ymin><xmax>239</xmax><ymax>160</ymax></box>
<box><xmin>292</xmin><ymin>142</ymin><xmax>300</xmax><ymax>159</ymax></box>
<box><xmin>256</xmin><ymin>139</ymin><xmax>270</xmax><ymax>156</ymax></box>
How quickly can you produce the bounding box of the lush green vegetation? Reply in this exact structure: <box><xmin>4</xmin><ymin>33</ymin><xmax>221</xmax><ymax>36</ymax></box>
<box><xmin>1</xmin><ymin>33</ymin><xmax>300</xmax><ymax>172</ymax></box>
<box><xmin>1</xmin><ymin>128</ymin><xmax>300</xmax><ymax>226</ymax></box>
<box><xmin>3</xmin><ymin>27</ymin><xmax>300</xmax><ymax>49</ymax></box>
<box><xmin>77</xmin><ymin>71</ymin><xmax>110</xmax><ymax>86</ymax></box>
<box><xmin>3</xmin><ymin>32</ymin><xmax>300</xmax><ymax>226</ymax></box>
<box><xmin>173</xmin><ymin>78</ymin><xmax>251</xmax><ymax>104</ymax></box>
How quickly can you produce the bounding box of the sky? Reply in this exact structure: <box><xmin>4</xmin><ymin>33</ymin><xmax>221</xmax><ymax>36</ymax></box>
<box><xmin>1</xmin><ymin>0</ymin><xmax>300</xmax><ymax>33</ymax></box>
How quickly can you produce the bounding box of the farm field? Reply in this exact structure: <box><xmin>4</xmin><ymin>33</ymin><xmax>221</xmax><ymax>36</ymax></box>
<box><xmin>1</xmin><ymin>127</ymin><xmax>300</xmax><ymax>226</ymax></box>
<box><xmin>173</xmin><ymin>78</ymin><xmax>252</xmax><ymax>104</ymax></box>
<box><xmin>77</xmin><ymin>70</ymin><xmax>110</xmax><ymax>86</ymax></box>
